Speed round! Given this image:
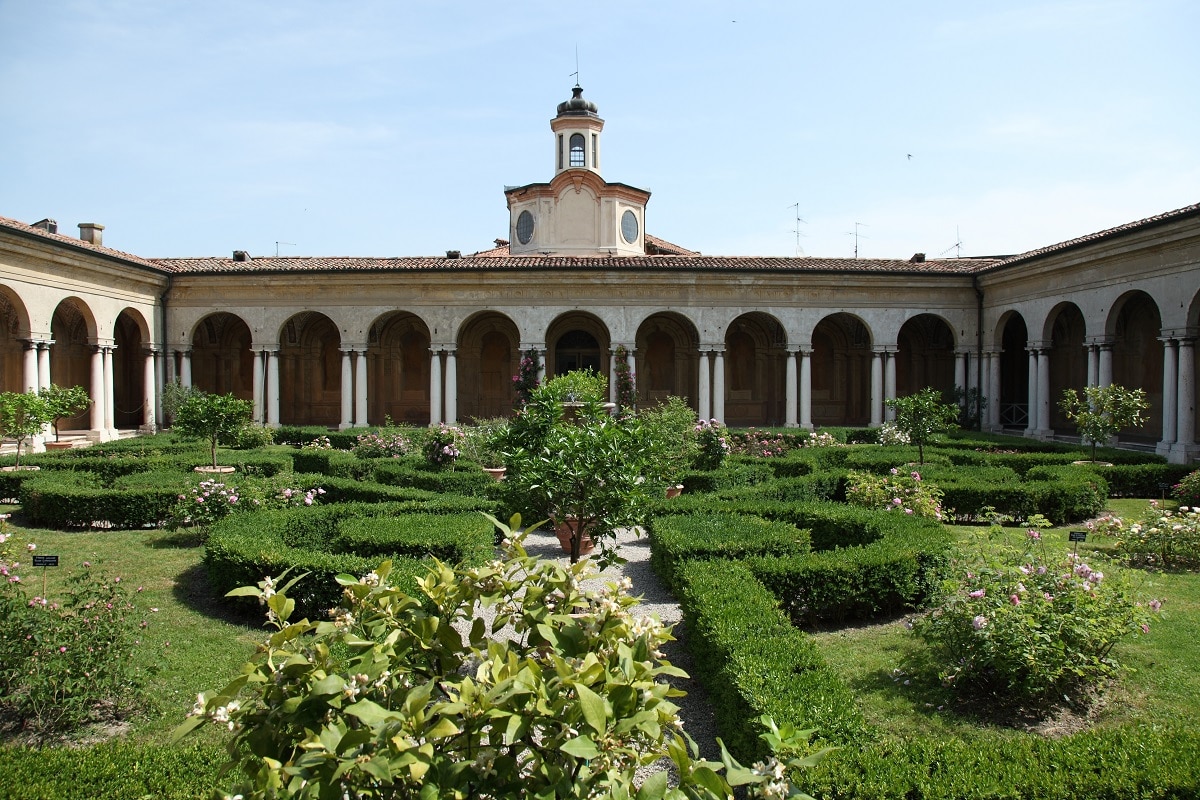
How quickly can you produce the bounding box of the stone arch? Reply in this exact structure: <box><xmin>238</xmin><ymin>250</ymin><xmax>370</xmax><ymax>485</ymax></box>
<box><xmin>112</xmin><ymin>309</ymin><xmax>147</xmax><ymax>429</ymax></box>
<box><xmin>456</xmin><ymin>311</ymin><xmax>520</xmax><ymax>421</ymax></box>
<box><xmin>1109</xmin><ymin>291</ymin><xmax>1162</xmax><ymax>442</ymax></box>
<box><xmin>279</xmin><ymin>311</ymin><xmax>342</xmax><ymax>426</ymax></box>
<box><xmin>896</xmin><ymin>313</ymin><xmax>956</xmax><ymax>398</ymax></box>
<box><xmin>191</xmin><ymin>312</ymin><xmax>254</xmax><ymax>401</ymax></box>
<box><xmin>996</xmin><ymin>311</ymin><xmax>1029</xmax><ymax>430</ymax></box>
<box><xmin>1046</xmin><ymin>302</ymin><xmax>1087</xmax><ymax>431</ymax></box>
<box><xmin>724</xmin><ymin>312</ymin><xmax>787</xmax><ymax>426</ymax></box>
<box><xmin>634</xmin><ymin>312</ymin><xmax>700</xmax><ymax>411</ymax></box>
<box><xmin>49</xmin><ymin>298</ymin><xmax>97</xmax><ymax>431</ymax></box>
<box><xmin>0</xmin><ymin>287</ymin><xmax>31</xmax><ymax>392</ymax></box>
<box><xmin>810</xmin><ymin>313</ymin><xmax>873</xmax><ymax>426</ymax></box>
<box><xmin>367</xmin><ymin>311</ymin><xmax>431</xmax><ymax>426</ymax></box>
<box><xmin>546</xmin><ymin>312</ymin><xmax>610</xmax><ymax>378</ymax></box>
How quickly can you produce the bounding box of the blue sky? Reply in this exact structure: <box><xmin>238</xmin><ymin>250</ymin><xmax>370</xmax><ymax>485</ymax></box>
<box><xmin>1</xmin><ymin>0</ymin><xmax>1197</xmax><ymax>260</ymax></box>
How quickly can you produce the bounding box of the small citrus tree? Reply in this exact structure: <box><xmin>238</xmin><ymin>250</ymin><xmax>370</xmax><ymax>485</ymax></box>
<box><xmin>1059</xmin><ymin>384</ymin><xmax>1148</xmax><ymax>463</ymax></box>
<box><xmin>39</xmin><ymin>384</ymin><xmax>91</xmax><ymax>442</ymax></box>
<box><xmin>0</xmin><ymin>391</ymin><xmax>52</xmax><ymax>467</ymax></box>
<box><xmin>172</xmin><ymin>389</ymin><xmax>254</xmax><ymax>469</ymax></box>
<box><xmin>885</xmin><ymin>387</ymin><xmax>960</xmax><ymax>464</ymax></box>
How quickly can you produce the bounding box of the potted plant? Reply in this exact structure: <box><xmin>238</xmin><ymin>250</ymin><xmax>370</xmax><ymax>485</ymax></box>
<box><xmin>503</xmin><ymin>377</ymin><xmax>652</xmax><ymax>565</ymax></box>
<box><xmin>0</xmin><ymin>390</ymin><xmax>52</xmax><ymax>469</ymax></box>
<box><xmin>1060</xmin><ymin>384</ymin><xmax>1148</xmax><ymax>464</ymax></box>
<box><xmin>639</xmin><ymin>396</ymin><xmax>699</xmax><ymax>498</ymax></box>
<box><xmin>172</xmin><ymin>389</ymin><xmax>254</xmax><ymax>472</ymax></box>
<box><xmin>40</xmin><ymin>384</ymin><xmax>91</xmax><ymax>448</ymax></box>
<box><xmin>459</xmin><ymin>418</ymin><xmax>509</xmax><ymax>480</ymax></box>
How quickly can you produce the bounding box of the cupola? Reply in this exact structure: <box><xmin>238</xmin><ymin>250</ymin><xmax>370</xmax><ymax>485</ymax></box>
<box><xmin>551</xmin><ymin>85</ymin><xmax>604</xmax><ymax>176</ymax></box>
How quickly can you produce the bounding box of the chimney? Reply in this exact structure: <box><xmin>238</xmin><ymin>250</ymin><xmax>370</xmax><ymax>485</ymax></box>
<box><xmin>233</xmin><ymin>250</ymin><xmax>251</xmax><ymax>262</ymax></box>
<box><xmin>910</xmin><ymin>252</ymin><xmax>926</xmax><ymax>263</ymax></box>
<box><xmin>31</xmin><ymin>218</ymin><xmax>58</xmax><ymax>234</ymax></box>
<box><xmin>78</xmin><ymin>222</ymin><xmax>104</xmax><ymax>247</ymax></box>
<box><xmin>446</xmin><ymin>250</ymin><xmax>461</xmax><ymax>259</ymax></box>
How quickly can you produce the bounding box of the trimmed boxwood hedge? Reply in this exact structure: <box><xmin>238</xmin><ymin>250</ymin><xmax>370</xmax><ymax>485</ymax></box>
<box><xmin>649</xmin><ymin>513</ymin><xmax>811</xmax><ymax>592</ymax></box>
<box><xmin>333</xmin><ymin>513</ymin><xmax>493</xmax><ymax>563</ymax></box>
<box><xmin>676</xmin><ymin>559</ymin><xmax>868</xmax><ymax>760</ymax></box>
<box><xmin>205</xmin><ymin>503</ymin><xmax>494</xmax><ymax>619</ymax></box>
<box><xmin>19</xmin><ymin>469</ymin><xmax>183</xmax><ymax>529</ymax></box>
<box><xmin>1027</xmin><ymin>461</ymin><xmax>1194</xmax><ymax>499</ymax></box>
<box><xmin>274</xmin><ymin>425</ymin><xmax>365</xmax><ymax>449</ymax></box>
<box><xmin>371</xmin><ymin>461</ymin><xmax>497</xmax><ymax>497</ymax></box>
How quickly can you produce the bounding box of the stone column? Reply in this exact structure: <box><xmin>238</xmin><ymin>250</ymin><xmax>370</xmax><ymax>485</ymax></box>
<box><xmin>1158</xmin><ymin>337</ymin><xmax>1178</xmax><ymax>455</ymax></box>
<box><xmin>23</xmin><ymin>341</ymin><xmax>38</xmax><ymax>392</ymax></box>
<box><xmin>784</xmin><ymin>349</ymin><xmax>798</xmax><ymax>427</ymax></box>
<box><xmin>1098</xmin><ymin>343</ymin><xmax>1114</xmax><ymax>389</ymax></box>
<box><xmin>339</xmin><ymin>350</ymin><xmax>354</xmax><ymax>430</ymax></box>
<box><xmin>1036</xmin><ymin>347</ymin><xmax>1052</xmax><ymax>437</ymax></box>
<box><xmin>443</xmin><ymin>348</ymin><xmax>457</xmax><ymax>425</ymax></box>
<box><xmin>608</xmin><ymin>349</ymin><xmax>618</xmax><ymax>404</ymax></box>
<box><xmin>712</xmin><ymin>350</ymin><xmax>726</xmax><ymax>423</ymax></box>
<box><xmin>252</xmin><ymin>350</ymin><xmax>265</xmax><ymax>424</ymax></box>
<box><xmin>870</xmin><ymin>350</ymin><xmax>884</xmax><ymax>427</ymax></box>
<box><xmin>697</xmin><ymin>349</ymin><xmax>711</xmax><ymax>421</ymax></box>
<box><xmin>625</xmin><ymin>346</ymin><xmax>636</xmax><ymax>409</ymax></box>
<box><xmin>537</xmin><ymin>349</ymin><xmax>548</xmax><ymax>385</ymax></box>
<box><xmin>37</xmin><ymin>341</ymin><xmax>51</xmax><ymax>390</ymax></box>
<box><xmin>1025</xmin><ymin>347</ymin><xmax>1038</xmax><ymax>436</ymax></box>
<box><xmin>153</xmin><ymin>348</ymin><xmax>164</xmax><ymax>430</ymax></box>
<box><xmin>102</xmin><ymin>346</ymin><xmax>116</xmax><ymax>436</ymax></box>
<box><xmin>180</xmin><ymin>349</ymin><xmax>193</xmax><ymax>388</ymax></box>
<box><xmin>884</xmin><ymin>349</ymin><xmax>897</xmax><ymax>422</ymax></box>
<box><xmin>89</xmin><ymin>346</ymin><xmax>105</xmax><ymax>438</ymax></box>
<box><xmin>954</xmin><ymin>351</ymin><xmax>967</xmax><ymax>395</ymax></box>
<box><xmin>355</xmin><ymin>349</ymin><xmax>369</xmax><ymax>427</ymax></box>
<box><xmin>1086</xmin><ymin>344</ymin><xmax>1098</xmax><ymax>387</ymax></box>
<box><xmin>141</xmin><ymin>349</ymin><xmax>157</xmax><ymax>432</ymax></box>
<box><xmin>165</xmin><ymin>348</ymin><xmax>177</xmax><ymax>386</ymax></box>
<box><xmin>799</xmin><ymin>349</ymin><xmax>813</xmax><ymax>431</ymax></box>
<box><xmin>429</xmin><ymin>349</ymin><xmax>443</xmax><ymax>425</ymax></box>
<box><xmin>1173</xmin><ymin>338</ymin><xmax>1196</xmax><ymax>462</ymax></box>
<box><xmin>266</xmin><ymin>349</ymin><xmax>280</xmax><ymax>427</ymax></box>
<box><xmin>988</xmin><ymin>351</ymin><xmax>1002</xmax><ymax>430</ymax></box>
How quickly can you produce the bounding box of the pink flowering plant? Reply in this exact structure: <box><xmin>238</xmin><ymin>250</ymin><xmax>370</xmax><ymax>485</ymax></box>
<box><xmin>911</xmin><ymin>528</ymin><xmax>1161</xmax><ymax>706</ymax></box>
<box><xmin>728</xmin><ymin>428</ymin><xmax>795</xmax><ymax>458</ymax></box>
<box><xmin>422</xmin><ymin>422</ymin><xmax>462</xmax><ymax>469</ymax></box>
<box><xmin>174</xmin><ymin>515</ymin><xmax>827</xmax><ymax>799</ymax></box>
<box><xmin>168</xmin><ymin>478</ymin><xmax>325</xmax><ymax>533</ymax></box>
<box><xmin>693</xmin><ymin>418</ymin><xmax>730</xmax><ymax>470</ymax></box>
<box><xmin>846</xmin><ymin>468</ymin><xmax>945</xmax><ymax>521</ymax></box>
<box><xmin>511</xmin><ymin>347</ymin><xmax>541</xmax><ymax>408</ymax></box>
<box><xmin>352</xmin><ymin>429</ymin><xmax>411</xmax><ymax>459</ymax></box>
<box><xmin>1172</xmin><ymin>468</ymin><xmax>1200</xmax><ymax>508</ymax></box>
<box><xmin>0</xmin><ymin>515</ymin><xmax>150</xmax><ymax>735</ymax></box>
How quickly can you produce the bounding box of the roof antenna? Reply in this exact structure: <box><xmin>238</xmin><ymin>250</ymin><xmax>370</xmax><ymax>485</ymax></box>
<box><xmin>845</xmin><ymin>222</ymin><xmax>868</xmax><ymax>258</ymax></box>
<box><xmin>938</xmin><ymin>226</ymin><xmax>963</xmax><ymax>258</ymax></box>
<box><xmin>570</xmin><ymin>45</ymin><xmax>580</xmax><ymax>85</ymax></box>
<box><xmin>275</xmin><ymin>241</ymin><xmax>296</xmax><ymax>257</ymax></box>
<box><xmin>788</xmin><ymin>202</ymin><xmax>807</xmax><ymax>256</ymax></box>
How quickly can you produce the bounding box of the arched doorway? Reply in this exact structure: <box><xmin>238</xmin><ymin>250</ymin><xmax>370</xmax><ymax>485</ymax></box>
<box><xmin>457</xmin><ymin>312</ymin><xmax>519</xmax><ymax>420</ymax></box>
<box><xmin>279</xmin><ymin>311</ymin><xmax>341</xmax><ymax>426</ymax></box>
<box><xmin>49</xmin><ymin>299</ymin><xmax>95</xmax><ymax>433</ymax></box>
<box><xmin>0</xmin><ymin>288</ymin><xmax>28</xmax><ymax>393</ymax></box>
<box><xmin>635</xmin><ymin>312</ymin><xmax>699</xmax><ymax>410</ymax></box>
<box><xmin>997</xmin><ymin>312</ymin><xmax>1029</xmax><ymax>430</ymax></box>
<box><xmin>1110</xmin><ymin>292</ymin><xmax>1162</xmax><ymax>443</ymax></box>
<box><xmin>810</xmin><ymin>313</ymin><xmax>872</xmax><ymax>426</ymax></box>
<box><xmin>367</xmin><ymin>312</ymin><xmax>431</xmax><ymax>426</ymax></box>
<box><xmin>724</xmin><ymin>313</ymin><xmax>786</xmax><ymax>426</ymax></box>
<box><xmin>896</xmin><ymin>314</ymin><xmax>955</xmax><ymax>397</ymax></box>
<box><xmin>113</xmin><ymin>310</ymin><xmax>147</xmax><ymax>430</ymax></box>
<box><xmin>1047</xmin><ymin>304</ymin><xmax>1087</xmax><ymax>431</ymax></box>
<box><xmin>191</xmin><ymin>312</ymin><xmax>254</xmax><ymax>401</ymax></box>
<box><xmin>546</xmin><ymin>313</ymin><xmax>609</xmax><ymax>379</ymax></box>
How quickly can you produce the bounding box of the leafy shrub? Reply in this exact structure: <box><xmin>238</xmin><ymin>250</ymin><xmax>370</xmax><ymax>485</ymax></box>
<box><xmin>19</xmin><ymin>470</ymin><xmax>181</xmax><ymax>529</ymax></box>
<box><xmin>352</xmin><ymin>428</ymin><xmax>412</xmax><ymax>459</ymax></box>
<box><xmin>847</xmin><ymin>468</ymin><xmax>945</xmax><ymax>521</ymax></box>
<box><xmin>1174</xmin><ymin>468</ymin><xmax>1200</xmax><ymax>507</ymax></box>
<box><xmin>226</xmin><ymin>421</ymin><xmax>275</xmax><ymax>449</ymax></box>
<box><xmin>728</xmin><ymin>428</ymin><xmax>799</xmax><ymax>458</ymax></box>
<box><xmin>331</xmin><ymin>512</ymin><xmax>493</xmax><ymax>563</ymax></box>
<box><xmin>693</xmin><ymin>418</ymin><xmax>729</xmax><ymax>470</ymax></box>
<box><xmin>1113</xmin><ymin>504</ymin><xmax>1200</xmax><ymax>571</ymax></box>
<box><xmin>912</xmin><ymin>531</ymin><xmax>1161</xmax><ymax>706</ymax></box>
<box><xmin>422</xmin><ymin>422</ymin><xmax>462</xmax><ymax>468</ymax></box>
<box><xmin>877</xmin><ymin>421</ymin><xmax>910</xmax><ymax>446</ymax></box>
<box><xmin>649</xmin><ymin>513</ymin><xmax>811</xmax><ymax>591</ymax></box>
<box><xmin>183</xmin><ymin>519</ymin><xmax>820</xmax><ymax>799</ymax></box>
<box><xmin>167</xmin><ymin>476</ymin><xmax>326</xmax><ymax>533</ymax></box>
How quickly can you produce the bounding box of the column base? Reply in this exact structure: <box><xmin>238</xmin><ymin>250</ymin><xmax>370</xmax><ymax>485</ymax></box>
<box><xmin>1168</xmin><ymin>443</ymin><xmax>1200</xmax><ymax>465</ymax></box>
<box><xmin>139</xmin><ymin>423</ymin><xmax>158</xmax><ymax>435</ymax></box>
<box><xmin>1156</xmin><ymin>441</ymin><xmax>1177</xmax><ymax>457</ymax></box>
<box><xmin>1034</xmin><ymin>428</ymin><xmax>1055</xmax><ymax>441</ymax></box>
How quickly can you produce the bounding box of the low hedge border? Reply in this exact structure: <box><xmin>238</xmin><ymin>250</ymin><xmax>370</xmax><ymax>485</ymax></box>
<box><xmin>205</xmin><ymin>503</ymin><xmax>494</xmax><ymax>619</ymax></box>
<box><xmin>333</xmin><ymin>513</ymin><xmax>494</xmax><ymax>563</ymax></box>
<box><xmin>275</xmin><ymin>425</ymin><xmax>366</xmax><ymax>449</ymax></box>
<box><xmin>1027</xmin><ymin>462</ymin><xmax>1194</xmax><ymax>499</ymax></box>
<box><xmin>648</xmin><ymin>513</ymin><xmax>812</xmax><ymax>593</ymax></box>
<box><xmin>676</xmin><ymin>559</ymin><xmax>869</xmax><ymax>761</ymax></box>
<box><xmin>19</xmin><ymin>469</ymin><xmax>183</xmax><ymax>529</ymax></box>
<box><xmin>937</xmin><ymin>475</ymin><xmax>1108</xmax><ymax>524</ymax></box>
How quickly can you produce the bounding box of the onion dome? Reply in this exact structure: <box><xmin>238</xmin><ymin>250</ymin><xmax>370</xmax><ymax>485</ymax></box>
<box><xmin>556</xmin><ymin>85</ymin><xmax>599</xmax><ymax>117</ymax></box>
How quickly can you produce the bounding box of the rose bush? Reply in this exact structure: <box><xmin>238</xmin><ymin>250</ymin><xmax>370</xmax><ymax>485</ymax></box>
<box><xmin>846</xmin><ymin>468</ymin><xmax>945</xmax><ymax>521</ymax></box>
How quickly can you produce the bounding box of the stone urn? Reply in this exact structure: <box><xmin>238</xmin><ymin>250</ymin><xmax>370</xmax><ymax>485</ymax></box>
<box><xmin>483</xmin><ymin>466</ymin><xmax>507</xmax><ymax>482</ymax></box>
<box><xmin>194</xmin><ymin>465</ymin><xmax>236</xmax><ymax>474</ymax></box>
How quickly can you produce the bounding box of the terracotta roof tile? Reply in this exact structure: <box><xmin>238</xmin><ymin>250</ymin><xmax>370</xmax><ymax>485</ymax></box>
<box><xmin>0</xmin><ymin>215</ymin><xmax>165</xmax><ymax>271</ymax></box>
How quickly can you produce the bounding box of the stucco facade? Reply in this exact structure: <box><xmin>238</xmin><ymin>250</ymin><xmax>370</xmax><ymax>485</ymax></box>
<box><xmin>2</xmin><ymin>87</ymin><xmax>1198</xmax><ymax>463</ymax></box>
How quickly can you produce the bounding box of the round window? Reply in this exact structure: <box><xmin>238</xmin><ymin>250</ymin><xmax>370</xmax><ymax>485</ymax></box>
<box><xmin>516</xmin><ymin>210</ymin><xmax>535</xmax><ymax>245</ymax></box>
<box><xmin>621</xmin><ymin>209</ymin><xmax>639</xmax><ymax>244</ymax></box>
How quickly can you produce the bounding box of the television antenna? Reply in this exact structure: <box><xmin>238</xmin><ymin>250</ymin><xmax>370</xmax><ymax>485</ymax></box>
<box><xmin>938</xmin><ymin>226</ymin><xmax>963</xmax><ymax>258</ymax></box>
<box><xmin>845</xmin><ymin>222</ymin><xmax>869</xmax><ymax>258</ymax></box>
<box><xmin>788</xmin><ymin>202</ymin><xmax>807</xmax><ymax>256</ymax></box>
<box><xmin>275</xmin><ymin>241</ymin><xmax>296</xmax><ymax>257</ymax></box>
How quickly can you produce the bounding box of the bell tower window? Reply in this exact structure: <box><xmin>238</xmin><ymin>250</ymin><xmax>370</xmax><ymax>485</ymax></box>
<box><xmin>569</xmin><ymin>133</ymin><xmax>585</xmax><ymax>167</ymax></box>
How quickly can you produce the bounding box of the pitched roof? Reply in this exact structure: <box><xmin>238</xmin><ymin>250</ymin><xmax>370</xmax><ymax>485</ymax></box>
<box><xmin>0</xmin><ymin>215</ymin><xmax>165</xmax><ymax>271</ymax></box>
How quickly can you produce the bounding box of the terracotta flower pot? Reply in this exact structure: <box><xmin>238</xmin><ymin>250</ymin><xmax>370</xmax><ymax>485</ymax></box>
<box><xmin>553</xmin><ymin>517</ymin><xmax>595</xmax><ymax>556</ymax></box>
<box><xmin>665</xmin><ymin>484</ymin><xmax>684</xmax><ymax>499</ymax></box>
<box><xmin>483</xmin><ymin>467</ymin><xmax>507</xmax><ymax>482</ymax></box>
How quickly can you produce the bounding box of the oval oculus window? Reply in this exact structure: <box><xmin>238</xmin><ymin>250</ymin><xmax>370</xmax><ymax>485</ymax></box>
<box><xmin>621</xmin><ymin>209</ymin><xmax>639</xmax><ymax>244</ymax></box>
<box><xmin>516</xmin><ymin>210</ymin><xmax>535</xmax><ymax>245</ymax></box>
